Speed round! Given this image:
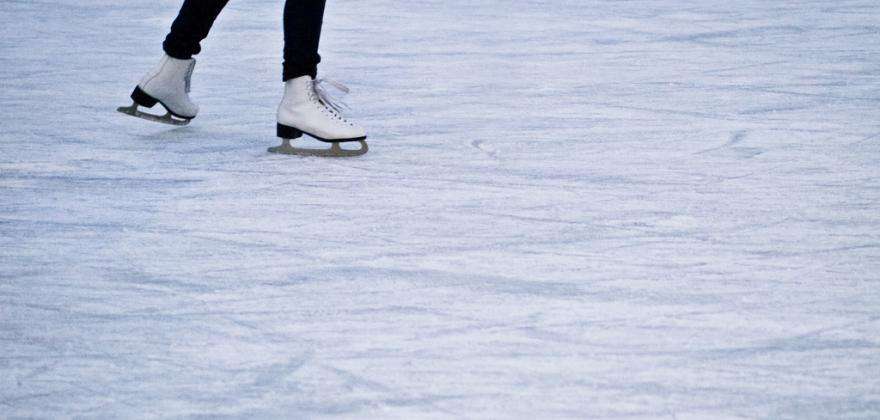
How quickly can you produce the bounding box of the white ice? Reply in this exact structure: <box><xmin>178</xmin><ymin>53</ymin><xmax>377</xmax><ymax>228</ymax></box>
<box><xmin>1</xmin><ymin>0</ymin><xmax>879</xmax><ymax>418</ymax></box>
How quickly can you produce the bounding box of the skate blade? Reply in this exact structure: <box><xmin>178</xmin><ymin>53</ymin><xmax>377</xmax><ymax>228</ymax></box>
<box><xmin>268</xmin><ymin>139</ymin><xmax>368</xmax><ymax>158</ymax></box>
<box><xmin>117</xmin><ymin>103</ymin><xmax>191</xmax><ymax>126</ymax></box>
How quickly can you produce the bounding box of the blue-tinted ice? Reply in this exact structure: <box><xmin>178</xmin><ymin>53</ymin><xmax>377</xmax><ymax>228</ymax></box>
<box><xmin>1</xmin><ymin>0</ymin><xmax>878</xmax><ymax>417</ymax></box>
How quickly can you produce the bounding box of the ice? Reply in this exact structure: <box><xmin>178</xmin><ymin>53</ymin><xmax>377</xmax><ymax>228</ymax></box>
<box><xmin>1</xmin><ymin>0</ymin><xmax>879</xmax><ymax>417</ymax></box>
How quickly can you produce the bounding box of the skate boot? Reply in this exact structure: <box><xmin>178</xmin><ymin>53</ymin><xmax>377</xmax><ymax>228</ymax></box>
<box><xmin>117</xmin><ymin>54</ymin><xmax>199</xmax><ymax>125</ymax></box>
<box><xmin>269</xmin><ymin>76</ymin><xmax>368</xmax><ymax>157</ymax></box>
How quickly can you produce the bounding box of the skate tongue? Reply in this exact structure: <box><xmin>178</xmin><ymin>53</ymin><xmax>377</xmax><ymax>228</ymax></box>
<box><xmin>312</xmin><ymin>78</ymin><xmax>350</xmax><ymax>114</ymax></box>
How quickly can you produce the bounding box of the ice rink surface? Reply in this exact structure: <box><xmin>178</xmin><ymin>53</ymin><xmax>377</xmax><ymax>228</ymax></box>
<box><xmin>2</xmin><ymin>0</ymin><xmax>879</xmax><ymax>417</ymax></box>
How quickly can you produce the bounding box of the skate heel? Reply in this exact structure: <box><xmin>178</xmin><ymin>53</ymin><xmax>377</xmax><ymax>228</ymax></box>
<box><xmin>131</xmin><ymin>86</ymin><xmax>158</xmax><ymax>108</ymax></box>
<box><xmin>277</xmin><ymin>123</ymin><xmax>303</xmax><ymax>139</ymax></box>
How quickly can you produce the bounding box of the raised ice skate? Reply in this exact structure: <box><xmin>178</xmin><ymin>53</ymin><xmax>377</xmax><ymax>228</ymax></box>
<box><xmin>269</xmin><ymin>76</ymin><xmax>368</xmax><ymax>157</ymax></box>
<box><xmin>117</xmin><ymin>54</ymin><xmax>198</xmax><ymax>126</ymax></box>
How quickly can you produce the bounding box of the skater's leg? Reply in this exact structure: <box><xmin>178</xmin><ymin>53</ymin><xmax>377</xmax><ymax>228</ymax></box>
<box><xmin>272</xmin><ymin>0</ymin><xmax>368</xmax><ymax>156</ymax></box>
<box><xmin>119</xmin><ymin>0</ymin><xmax>225</xmax><ymax>123</ymax></box>
<box><xmin>282</xmin><ymin>0</ymin><xmax>327</xmax><ymax>80</ymax></box>
<box><xmin>163</xmin><ymin>0</ymin><xmax>230</xmax><ymax>59</ymax></box>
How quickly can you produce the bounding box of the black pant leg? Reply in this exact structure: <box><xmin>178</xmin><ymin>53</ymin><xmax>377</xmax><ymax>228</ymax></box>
<box><xmin>282</xmin><ymin>0</ymin><xmax>327</xmax><ymax>81</ymax></box>
<box><xmin>163</xmin><ymin>0</ymin><xmax>230</xmax><ymax>59</ymax></box>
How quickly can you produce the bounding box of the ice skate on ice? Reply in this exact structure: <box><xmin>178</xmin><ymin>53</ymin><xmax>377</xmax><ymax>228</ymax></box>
<box><xmin>269</xmin><ymin>76</ymin><xmax>368</xmax><ymax>157</ymax></box>
<box><xmin>118</xmin><ymin>55</ymin><xmax>198</xmax><ymax>126</ymax></box>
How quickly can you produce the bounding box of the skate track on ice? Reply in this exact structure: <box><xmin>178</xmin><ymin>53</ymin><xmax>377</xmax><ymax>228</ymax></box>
<box><xmin>1</xmin><ymin>0</ymin><xmax>879</xmax><ymax>418</ymax></box>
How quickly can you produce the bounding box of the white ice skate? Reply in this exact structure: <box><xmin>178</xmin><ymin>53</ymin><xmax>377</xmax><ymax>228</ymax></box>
<box><xmin>118</xmin><ymin>54</ymin><xmax>199</xmax><ymax>126</ymax></box>
<box><xmin>269</xmin><ymin>76</ymin><xmax>368</xmax><ymax>157</ymax></box>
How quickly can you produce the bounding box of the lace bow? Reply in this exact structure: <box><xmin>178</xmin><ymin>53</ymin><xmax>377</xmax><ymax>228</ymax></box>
<box><xmin>312</xmin><ymin>78</ymin><xmax>351</xmax><ymax>114</ymax></box>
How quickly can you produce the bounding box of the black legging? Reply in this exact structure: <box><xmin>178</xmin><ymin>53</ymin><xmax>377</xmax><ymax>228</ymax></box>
<box><xmin>162</xmin><ymin>0</ymin><xmax>326</xmax><ymax>81</ymax></box>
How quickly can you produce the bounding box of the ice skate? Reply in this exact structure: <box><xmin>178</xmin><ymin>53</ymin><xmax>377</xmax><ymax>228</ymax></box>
<box><xmin>269</xmin><ymin>76</ymin><xmax>368</xmax><ymax>157</ymax></box>
<box><xmin>118</xmin><ymin>54</ymin><xmax>199</xmax><ymax>126</ymax></box>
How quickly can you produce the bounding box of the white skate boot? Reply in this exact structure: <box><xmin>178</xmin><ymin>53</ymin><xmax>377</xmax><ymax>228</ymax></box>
<box><xmin>269</xmin><ymin>76</ymin><xmax>368</xmax><ymax>157</ymax></box>
<box><xmin>117</xmin><ymin>54</ymin><xmax>199</xmax><ymax>126</ymax></box>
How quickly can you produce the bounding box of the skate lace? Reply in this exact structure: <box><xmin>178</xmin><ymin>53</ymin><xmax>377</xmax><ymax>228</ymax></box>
<box><xmin>311</xmin><ymin>78</ymin><xmax>351</xmax><ymax>118</ymax></box>
<box><xmin>184</xmin><ymin>60</ymin><xmax>196</xmax><ymax>93</ymax></box>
